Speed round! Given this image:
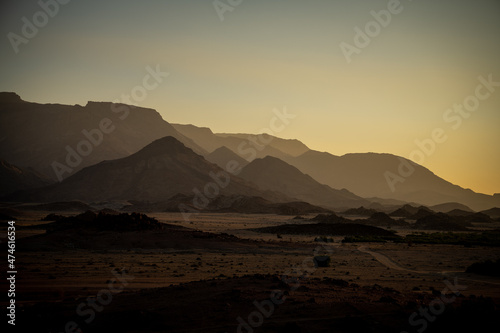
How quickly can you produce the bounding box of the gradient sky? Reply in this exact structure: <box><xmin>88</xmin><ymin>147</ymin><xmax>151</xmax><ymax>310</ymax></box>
<box><xmin>1</xmin><ymin>0</ymin><xmax>499</xmax><ymax>194</ymax></box>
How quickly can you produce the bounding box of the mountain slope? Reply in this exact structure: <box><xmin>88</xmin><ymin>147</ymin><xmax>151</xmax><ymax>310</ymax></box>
<box><xmin>0</xmin><ymin>92</ymin><xmax>206</xmax><ymax>181</ymax></box>
<box><xmin>215</xmin><ymin>133</ymin><xmax>309</xmax><ymax>157</ymax></box>
<box><xmin>169</xmin><ymin>124</ymin><xmax>220</xmax><ymax>152</ymax></box>
<box><xmin>205</xmin><ymin>146</ymin><xmax>249</xmax><ymax>173</ymax></box>
<box><xmin>123</xmin><ymin>194</ymin><xmax>331</xmax><ymax>215</ymax></box>
<box><xmin>172</xmin><ymin>123</ymin><xmax>306</xmax><ymax>160</ymax></box>
<box><xmin>239</xmin><ymin>156</ymin><xmax>367</xmax><ymax>209</ymax></box>
<box><xmin>480</xmin><ymin>207</ymin><xmax>500</xmax><ymax>219</ymax></box>
<box><xmin>11</xmin><ymin>137</ymin><xmax>290</xmax><ymax>203</ymax></box>
<box><xmin>430</xmin><ymin>202</ymin><xmax>474</xmax><ymax>213</ymax></box>
<box><xmin>0</xmin><ymin>159</ymin><xmax>54</xmax><ymax>196</ymax></box>
<box><xmin>3</xmin><ymin>93</ymin><xmax>497</xmax><ymax>211</ymax></box>
<box><xmin>283</xmin><ymin>150</ymin><xmax>500</xmax><ymax>211</ymax></box>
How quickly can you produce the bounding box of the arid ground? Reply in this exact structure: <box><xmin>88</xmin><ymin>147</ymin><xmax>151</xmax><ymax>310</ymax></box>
<box><xmin>2</xmin><ymin>209</ymin><xmax>499</xmax><ymax>332</ymax></box>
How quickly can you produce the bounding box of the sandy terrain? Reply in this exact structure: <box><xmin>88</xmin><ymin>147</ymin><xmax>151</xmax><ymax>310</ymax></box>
<box><xmin>1</xmin><ymin>210</ymin><xmax>499</xmax><ymax>332</ymax></box>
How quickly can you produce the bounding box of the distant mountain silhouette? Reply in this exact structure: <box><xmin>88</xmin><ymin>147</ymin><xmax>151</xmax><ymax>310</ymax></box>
<box><xmin>170</xmin><ymin>124</ymin><xmax>220</xmax><ymax>152</ymax></box>
<box><xmin>480</xmin><ymin>207</ymin><xmax>500</xmax><ymax>219</ymax></box>
<box><xmin>0</xmin><ymin>93</ymin><xmax>205</xmax><ymax>181</ymax></box>
<box><xmin>9</xmin><ymin>137</ymin><xmax>290</xmax><ymax>203</ymax></box>
<box><xmin>445</xmin><ymin>209</ymin><xmax>474</xmax><ymax>217</ymax></box>
<box><xmin>409</xmin><ymin>208</ymin><xmax>435</xmax><ymax>220</ymax></box>
<box><xmin>172</xmin><ymin>123</ymin><xmax>307</xmax><ymax>160</ymax></box>
<box><xmin>282</xmin><ymin>150</ymin><xmax>500</xmax><ymax>211</ymax></box>
<box><xmin>215</xmin><ymin>133</ymin><xmax>309</xmax><ymax>157</ymax></box>
<box><xmin>440</xmin><ymin>210</ymin><xmax>495</xmax><ymax>225</ymax></box>
<box><xmin>205</xmin><ymin>146</ymin><xmax>248</xmax><ymax>172</ymax></box>
<box><xmin>0</xmin><ymin>159</ymin><xmax>53</xmax><ymax>196</ymax></box>
<box><xmin>210</xmin><ymin>195</ymin><xmax>329</xmax><ymax>215</ymax></box>
<box><xmin>430</xmin><ymin>202</ymin><xmax>474</xmax><ymax>213</ymax></box>
<box><xmin>239</xmin><ymin>156</ymin><xmax>367</xmax><ymax>209</ymax></box>
<box><xmin>341</xmin><ymin>206</ymin><xmax>379</xmax><ymax>216</ymax></box>
<box><xmin>0</xmin><ymin>92</ymin><xmax>24</xmax><ymax>103</ymax></box>
<box><xmin>20</xmin><ymin>201</ymin><xmax>93</xmax><ymax>212</ymax></box>
<box><xmin>389</xmin><ymin>204</ymin><xmax>433</xmax><ymax>218</ymax></box>
<box><xmin>359</xmin><ymin>212</ymin><xmax>408</xmax><ymax>227</ymax></box>
<box><xmin>413</xmin><ymin>213</ymin><xmax>471</xmax><ymax>231</ymax></box>
<box><xmin>124</xmin><ymin>194</ymin><xmax>330</xmax><ymax>215</ymax></box>
<box><xmin>2</xmin><ymin>93</ymin><xmax>498</xmax><ymax>211</ymax></box>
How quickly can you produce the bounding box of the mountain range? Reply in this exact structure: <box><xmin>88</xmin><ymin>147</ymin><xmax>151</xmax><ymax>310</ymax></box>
<box><xmin>172</xmin><ymin>123</ymin><xmax>500</xmax><ymax>211</ymax></box>
<box><xmin>239</xmin><ymin>156</ymin><xmax>367</xmax><ymax>209</ymax></box>
<box><xmin>0</xmin><ymin>159</ymin><xmax>53</xmax><ymax>194</ymax></box>
<box><xmin>0</xmin><ymin>92</ymin><xmax>204</xmax><ymax>182</ymax></box>
<box><xmin>9</xmin><ymin>136</ymin><xmax>289</xmax><ymax>204</ymax></box>
<box><xmin>1</xmin><ymin>92</ymin><xmax>499</xmax><ymax>211</ymax></box>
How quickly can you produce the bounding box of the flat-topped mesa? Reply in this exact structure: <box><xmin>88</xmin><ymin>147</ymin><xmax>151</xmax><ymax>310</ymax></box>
<box><xmin>83</xmin><ymin>101</ymin><xmax>167</xmax><ymax>123</ymax></box>
<box><xmin>85</xmin><ymin>101</ymin><xmax>115</xmax><ymax>108</ymax></box>
<box><xmin>84</xmin><ymin>100</ymin><xmax>154</xmax><ymax>111</ymax></box>
<box><xmin>0</xmin><ymin>92</ymin><xmax>23</xmax><ymax>104</ymax></box>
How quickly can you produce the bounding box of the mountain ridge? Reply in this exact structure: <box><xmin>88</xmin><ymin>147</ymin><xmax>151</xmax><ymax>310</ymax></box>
<box><xmin>239</xmin><ymin>155</ymin><xmax>368</xmax><ymax>209</ymax></box>
<box><xmin>2</xmin><ymin>93</ymin><xmax>498</xmax><ymax>211</ymax></box>
<box><xmin>0</xmin><ymin>94</ymin><xmax>206</xmax><ymax>182</ymax></box>
<box><xmin>6</xmin><ymin>136</ymin><xmax>292</xmax><ymax>204</ymax></box>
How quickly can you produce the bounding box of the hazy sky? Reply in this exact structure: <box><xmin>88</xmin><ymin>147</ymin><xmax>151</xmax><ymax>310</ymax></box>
<box><xmin>1</xmin><ymin>0</ymin><xmax>499</xmax><ymax>194</ymax></box>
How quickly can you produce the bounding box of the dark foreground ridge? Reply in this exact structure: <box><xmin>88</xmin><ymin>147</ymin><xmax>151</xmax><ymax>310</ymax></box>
<box><xmin>16</xmin><ymin>274</ymin><xmax>499</xmax><ymax>333</ymax></box>
<box><xmin>466</xmin><ymin>259</ymin><xmax>500</xmax><ymax>277</ymax></box>
<box><xmin>16</xmin><ymin>211</ymin><xmax>289</xmax><ymax>252</ymax></box>
<box><xmin>44</xmin><ymin>211</ymin><xmax>166</xmax><ymax>232</ymax></box>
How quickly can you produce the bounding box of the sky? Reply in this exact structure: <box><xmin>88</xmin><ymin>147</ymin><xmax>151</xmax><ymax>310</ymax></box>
<box><xmin>1</xmin><ymin>0</ymin><xmax>499</xmax><ymax>195</ymax></box>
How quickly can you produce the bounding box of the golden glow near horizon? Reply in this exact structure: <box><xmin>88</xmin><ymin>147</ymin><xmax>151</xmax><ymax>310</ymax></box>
<box><xmin>1</xmin><ymin>0</ymin><xmax>499</xmax><ymax>194</ymax></box>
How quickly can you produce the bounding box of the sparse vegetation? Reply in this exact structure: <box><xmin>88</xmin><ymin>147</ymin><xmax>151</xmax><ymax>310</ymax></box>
<box><xmin>466</xmin><ymin>259</ymin><xmax>500</xmax><ymax>276</ymax></box>
<box><xmin>41</xmin><ymin>213</ymin><xmax>65</xmax><ymax>221</ymax></box>
<box><xmin>404</xmin><ymin>231</ymin><xmax>500</xmax><ymax>246</ymax></box>
<box><xmin>342</xmin><ymin>235</ymin><xmax>401</xmax><ymax>243</ymax></box>
<box><xmin>314</xmin><ymin>236</ymin><xmax>334</xmax><ymax>243</ymax></box>
<box><xmin>46</xmin><ymin>211</ymin><xmax>165</xmax><ymax>232</ymax></box>
<box><xmin>250</xmin><ymin>222</ymin><xmax>396</xmax><ymax>236</ymax></box>
<box><xmin>342</xmin><ymin>231</ymin><xmax>500</xmax><ymax>246</ymax></box>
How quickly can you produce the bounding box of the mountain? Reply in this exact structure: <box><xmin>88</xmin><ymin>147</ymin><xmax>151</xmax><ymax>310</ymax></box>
<box><xmin>282</xmin><ymin>150</ymin><xmax>500</xmax><ymax>211</ymax></box>
<box><xmin>446</xmin><ymin>209</ymin><xmax>476</xmax><ymax>217</ymax></box>
<box><xmin>9</xmin><ymin>136</ymin><xmax>290</xmax><ymax>203</ymax></box>
<box><xmin>0</xmin><ymin>159</ymin><xmax>53</xmax><ymax>196</ymax></box>
<box><xmin>124</xmin><ymin>194</ymin><xmax>330</xmax><ymax>215</ymax></box>
<box><xmin>340</xmin><ymin>206</ymin><xmax>379</xmax><ymax>216</ymax></box>
<box><xmin>409</xmin><ymin>208</ymin><xmax>434</xmax><ymax>220</ymax></box>
<box><xmin>215</xmin><ymin>133</ymin><xmax>309</xmax><ymax>157</ymax></box>
<box><xmin>389</xmin><ymin>204</ymin><xmax>433</xmax><ymax>218</ymax></box>
<box><xmin>205</xmin><ymin>146</ymin><xmax>249</xmax><ymax>173</ymax></box>
<box><xmin>172</xmin><ymin>123</ymin><xmax>307</xmax><ymax>160</ymax></box>
<box><xmin>412</xmin><ymin>213</ymin><xmax>471</xmax><ymax>231</ymax></box>
<box><xmin>239</xmin><ymin>156</ymin><xmax>367</xmax><ymax>209</ymax></box>
<box><xmin>3</xmin><ymin>93</ymin><xmax>498</xmax><ymax>211</ymax></box>
<box><xmin>430</xmin><ymin>202</ymin><xmax>474</xmax><ymax>213</ymax></box>
<box><xmin>480</xmin><ymin>207</ymin><xmax>500</xmax><ymax>219</ymax></box>
<box><xmin>445</xmin><ymin>209</ymin><xmax>495</xmax><ymax>222</ymax></box>
<box><xmin>0</xmin><ymin>92</ymin><xmax>206</xmax><ymax>181</ymax></box>
<box><xmin>170</xmin><ymin>124</ymin><xmax>220</xmax><ymax>152</ymax></box>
